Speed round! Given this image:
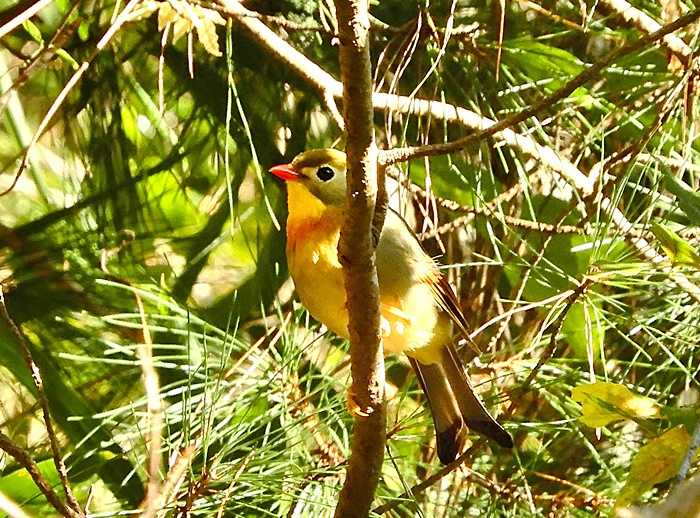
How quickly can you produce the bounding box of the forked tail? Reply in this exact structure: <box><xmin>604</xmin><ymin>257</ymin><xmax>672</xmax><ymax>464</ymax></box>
<box><xmin>409</xmin><ymin>345</ymin><xmax>512</xmax><ymax>464</ymax></box>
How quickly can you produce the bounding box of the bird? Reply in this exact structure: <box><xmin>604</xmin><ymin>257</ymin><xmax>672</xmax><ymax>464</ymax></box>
<box><xmin>269</xmin><ymin>148</ymin><xmax>513</xmax><ymax>463</ymax></box>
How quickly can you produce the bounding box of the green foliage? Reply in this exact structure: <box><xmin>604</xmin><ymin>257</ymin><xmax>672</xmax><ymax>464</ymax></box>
<box><xmin>0</xmin><ymin>0</ymin><xmax>699</xmax><ymax>516</ymax></box>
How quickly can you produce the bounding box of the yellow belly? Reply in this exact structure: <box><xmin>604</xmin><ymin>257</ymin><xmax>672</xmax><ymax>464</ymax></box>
<box><xmin>287</xmin><ymin>223</ymin><xmax>448</xmax><ymax>364</ymax></box>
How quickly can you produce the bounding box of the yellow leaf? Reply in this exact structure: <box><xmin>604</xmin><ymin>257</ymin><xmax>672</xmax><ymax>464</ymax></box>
<box><xmin>157</xmin><ymin>2</ymin><xmax>178</xmax><ymax>31</ymax></box>
<box><xmin>127</xmin><ymin>0</ymin><xmax>160</xmax><ymax>22</ymax></box>
<box><xmin>572</xmin><ymin>382</ymin><xmax>660</xmax><ymax>427</ymax></box>
<box><xmin>193</xmin><ymin>6</ymin><xmax>224</xmax><ymax>56</ymax></box>
<box><xmin>194</xmin><ymin>22</ymin><xmax>220</xmax><ymax>56</ymax></box>
<box><xmin>172</xmin><ymin>16</ymin><xmax>193</xmax><ymax>43</ymax></box>
<box><xmin>617</xmin><ymin>426</ymin><xmax>690</xmax><ymax>507</ymax></box>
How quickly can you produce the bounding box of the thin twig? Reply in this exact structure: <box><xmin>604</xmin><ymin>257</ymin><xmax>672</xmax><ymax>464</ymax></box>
<box><xmin>374</xmin><ymin>276</ymin><xmax>594</xmax><ymax>515</ymax></box>
<box><xmin>677</xmin><ymin>421</ymin><xmax>700</xmax><ymax>481</ymax></box>
<box><xmin>323</xmin><ymin>90</ymin><xmax>346</xmax><ymax>131</ymax></box>
<box><xmin>0</xmin><ymin>431</ymin><xmax>80</xmax><ymax>518</ymax></box>
<box><xmin>155</xmin><ymin>446</ymin><xmax>195</xmax><ymax>518</ymax></box>
<box><xmin>221</xmin><ymin>0</ymin><xmax>700</xmax><ymax>305</ymax></box>
<box><xmin>202</xmin><ymin>2</ymin><xmax>330</xmax><ymax>32</ymax></box>
<box><xmin>601</xmin><ymin>0</ymin><xmax>692</xmax><ymax>64</ymax></box>
<box><xmin>372</xmin><ymin>440</ymin><xmax>484</xmax><ymax>514</ymax></box>
<box><xmin>505</xmin><ymin>277</ymin><xmax>594</xmax><ymax>415</ymax></box>
<box><xmin>0</xmin><ymin>287</ymin><xmax>83</xmax><ymax>516</ymax></box>
<box><xmin>377</xmin><ymin>7</ymin><xmax>700</xmax><ymax>169</ymax></box>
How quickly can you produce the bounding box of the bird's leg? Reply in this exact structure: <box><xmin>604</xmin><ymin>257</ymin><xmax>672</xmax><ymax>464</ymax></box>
<box><xmin>346</xmin><ymin>386</ymin><xmax>374</xmax><ymax>417</ymax></box>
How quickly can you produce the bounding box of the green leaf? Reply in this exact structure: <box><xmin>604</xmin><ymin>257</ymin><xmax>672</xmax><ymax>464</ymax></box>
<box><xmin>650</xmin><ymin>223</ymin><xmax>700</xmax><ymax>268</ymax></box>
<box><xmin>0</xmin><ymin>457</ymin><xmax>59</xmax><ymax>504</ymax></box>
<box><xmin>22</xmin><ymin>20</ymin><xmax>43</xmax><ymax>44</ymax></box>
<box><xmin>78</xmin><ymin>21</ymin><xmax>89</xmax><ymax>41</ymax></box>
<box><xmin>55</xmin><ymin>49</ymin><xmax>79</xmax><ymax>71</ymax></box>
<box><xmin>617</xmin><ymin>426</ymin><xmax>690</xmax><ymax>507</ymax></box>
<box><xmin>572</xmin><ymin>382</ymin><xmax>661</xmax><ymax>427</ymax></box>
<box><xmin>664</xmin><ymin>173</ymin><xmax>700</xmax><ymax>225</ymax></box>
<box><xmin>562</xmin><ymin>299</ymin><xmax>604</xmax><ymax>360</ymax></box>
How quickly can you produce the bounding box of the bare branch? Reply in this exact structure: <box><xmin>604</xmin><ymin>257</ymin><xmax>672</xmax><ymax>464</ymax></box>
<box><xmin>332</xmin><ymin>1</ymin><xmax>386</xmax><ymax>516</ymax></box>
<box><xmin>0</xmin><ymin>287</ymin><xmax>83</xmax><ymax>517</ymax></box>
<box><xmin>601</xmin><ymin>0</ymin><xmax>693</xmax><ymax>64</ymax></box>
<box><xmin>377</xmin><ymin>6</ymin><xmax>700</xmax><ymax>173</ymax></box>
<box><xmin>372</xmin><ymin>441</ymin><xmax>483</xmax><ymax>515</ymax></box>
<box><xmin>678</xmin><ymin>422</ymin><xmax>700</xmax><ymax>481</ymax></box>
<box><xmin>0</xmin><ymin>431</ymin><xmax>80</xmax><ymax>518</ymax></box>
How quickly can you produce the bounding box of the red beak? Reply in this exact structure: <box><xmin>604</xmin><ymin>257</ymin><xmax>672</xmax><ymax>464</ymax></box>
<box><xmin>269</xmin><ymin>163</ymin><xmax>301</xmax><ymax>181</ymax></box>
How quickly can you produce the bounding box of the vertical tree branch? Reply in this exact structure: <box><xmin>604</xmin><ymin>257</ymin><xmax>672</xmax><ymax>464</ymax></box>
<box><xmin>333</xmin><ymin>1</ymin><xmax>386</xmax><ymax>517</ymax></box>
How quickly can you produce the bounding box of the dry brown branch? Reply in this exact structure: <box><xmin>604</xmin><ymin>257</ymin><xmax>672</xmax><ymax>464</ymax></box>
<box><xmin>399</xmin><ymin>170</ymin><xmax>645</xmax><ymax>241</ymax></box>
<box><xmin>374</xmin><ymin>275</ymin><xmax>594</xmax><ymax>515</ymax></box>
<box><xmin>505</xmin><ymin>277</ymin><xmax>594</xmax><ymax>414</ymax></box>
<box><xmin>515</xmin><ymin>0</ymin><xmax>582</xmax><ymax>31</ymax></box>
<box><xmin>155</xmin><ymin>446</ymin><xmax>194</xmax><ymax>518</ymax></box>
<box><xmin>332</xmin><ymin>1</ymin><xmax>386</xmax><ymax>516</ymax></box>
<box><xmin>221</xmin><ymin>0</ymin><xmax>591</xmax><ymax>193</ymax></box>
<box><xmin>601</xmin><ymin>0</ymin><xmax>693</xmax><ymax>64</ymax></box>
<box><xmin>0</xmin><ymin>287</ymin><xmax>83</xmax><ymax>516</ymax></box>
<box><xmin>678</xmin><ymin>422</ymin><xmax>700</xmax><ymax>481</ymax></box>
<box><xmin>0</xmin><ymin>431</ymin><xmax>80</xmax><ymax>518</ymax></box>
<box><xmin>135</xmin><ymin>294</ymin><xmax>164</xmax><ymax>518</ymax></box>
<box><xmin>372</xmin><ymin>440</ymin><xmax>483</xmax><ymax>514</ymax></box>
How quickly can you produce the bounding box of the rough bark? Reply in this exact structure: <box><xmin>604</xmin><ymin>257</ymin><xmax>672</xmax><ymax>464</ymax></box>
<box><xmin>332</xmin><ymin>1</ymin><xmax>386</xmax><ymax>517</ymax></box>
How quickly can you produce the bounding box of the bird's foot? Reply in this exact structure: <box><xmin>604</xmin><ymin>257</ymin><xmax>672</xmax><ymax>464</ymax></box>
<box><xmin>346</xmin><ymin>388</ymin><xmax>374</xmax><ymax>417</ymax></box>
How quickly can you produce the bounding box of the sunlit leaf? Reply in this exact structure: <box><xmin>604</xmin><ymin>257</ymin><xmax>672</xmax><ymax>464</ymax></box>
<box><xmin>562</xmin><ymin>299</ymin><xmax>604</xmax><ymax>360</ymax></box>
<box><xmin>192</xmin><ymin>5</ymin><xmax>226</xmax><ymax>56</ymax></box>
<box><xmin>664</xmin><ymin>172</ymin><xmax>700</xmax><ymax>225</ymax></box>
<box><xmin>617</xmin><ymin>426</ymin><xmax>690</xmax><ymax>507</ymax></box>
<box><xmin>650</xmin><ymin>222</ymin><xmax>700</xmax><ymax>268</ymax></box>
<box><xmin>572</xmin><ymin>382</ymin><xmax>661</xmax><ymax>427</ymax></box>
<box><xmin>22</xmin><ymin>20</ymin><xmax>43</xmax><ymax>44</ymax></box>
<box><xmin>55</xmin><ymin>49</ymin><xmax>79</xmax><ymax>71</ymax></box>
<box><xmin>157</xmin><ymin>2</ymin><xmax>179</xmax><ymax>31</ymax></box>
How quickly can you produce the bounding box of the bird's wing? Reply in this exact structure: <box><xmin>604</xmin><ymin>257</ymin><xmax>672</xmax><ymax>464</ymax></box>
<box><xmin>380</xmin><ymin>207</ymin><xmax>481</xmax><ymax>356</ymax></box>
<box><xmin>430</xmin><ymin>274</ymin><xmax>482</xmax><ymax>358</ymax></box>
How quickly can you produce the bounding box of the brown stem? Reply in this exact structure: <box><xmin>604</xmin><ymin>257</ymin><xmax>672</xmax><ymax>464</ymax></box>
<box><xmin>600</xmin><ymin>0</ymin><xmax>692</xmax><ymax>64</ymax></box>
<box><xmin>333</xmin><ymin>1</ymin><xmax>386</xmax><ymax>517</ymax></box>
<box><xmin>0</xmin><ymin>287</ymin><xmax>83</xmax><ymax>516</ymax></box>
<box><xmin>0</xmin><ymin>431</ymin><xmax>80</xmax><ymax>518</ymax></box>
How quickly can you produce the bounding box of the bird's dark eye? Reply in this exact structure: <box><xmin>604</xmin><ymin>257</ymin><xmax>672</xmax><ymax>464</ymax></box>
<box><xmin>316</xmin><ymin>166</ymin><xmax>335</xmax><ymax>182</ymax></box>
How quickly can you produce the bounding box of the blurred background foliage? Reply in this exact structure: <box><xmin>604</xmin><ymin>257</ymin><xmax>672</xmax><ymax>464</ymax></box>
<box><xmin>0</xmin><ymin>0</ymin><xmax>699</xmax><ymax>515</ymax></box>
